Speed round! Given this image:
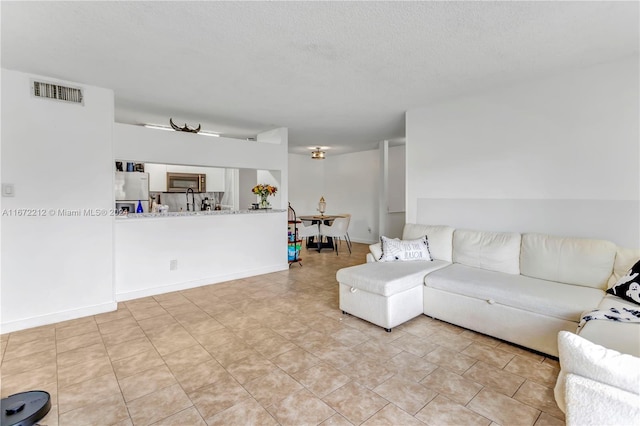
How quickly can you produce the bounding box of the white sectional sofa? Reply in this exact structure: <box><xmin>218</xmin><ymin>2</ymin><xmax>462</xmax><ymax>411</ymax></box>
<box><xmin>336</xmin><ymin>223</ymin><xmax>639</xmax><ymax>357</ymax></box>
<box><xmin>337</xmin><ymin>223</ymin><xmax>640</xmax><ymax>424</ymax></box>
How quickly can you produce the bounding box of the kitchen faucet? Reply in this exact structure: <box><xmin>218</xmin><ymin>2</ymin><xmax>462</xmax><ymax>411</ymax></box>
<box><xmin>186</xmin><ymin>188</ymin><xmax>195</xmax><ymax>211</ymax></box>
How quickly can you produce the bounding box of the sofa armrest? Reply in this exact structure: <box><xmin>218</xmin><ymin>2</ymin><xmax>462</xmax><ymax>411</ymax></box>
<box><xmin>565</xmin><ymin>373</ymin><xmax>640</xmax><ymax>425</ymax></box>
<box><xmin>365</xmin><ymin>253</ymin><xmax>376</xmax><ymax>263</ymax></box>
<box><xmin>554</xmin><ymin>331</ymin><xmax>640</xmax><ymax>416</ymax></box>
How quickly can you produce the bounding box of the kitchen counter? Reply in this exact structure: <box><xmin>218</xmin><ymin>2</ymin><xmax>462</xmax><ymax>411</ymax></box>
<box><xmin>116</xmin><ymin>208</ymin><xmax>286</xmax><ymax>219</ymax></box>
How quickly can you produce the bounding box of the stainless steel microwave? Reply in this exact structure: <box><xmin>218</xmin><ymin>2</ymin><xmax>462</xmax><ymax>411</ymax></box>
<box><xmin>166</xmin><ymin>172</ymin><xmax>206</xmax><ymax>192</ymax></box>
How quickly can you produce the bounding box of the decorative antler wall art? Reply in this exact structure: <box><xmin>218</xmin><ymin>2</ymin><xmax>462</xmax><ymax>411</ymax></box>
<box><xmin>169</xmin><ymin>118</ymin><xmax>201</xmax><ymax>133</ymax></box>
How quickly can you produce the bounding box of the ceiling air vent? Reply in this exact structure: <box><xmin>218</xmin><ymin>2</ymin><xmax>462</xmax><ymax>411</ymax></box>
<box><xmin>32</xmin><ymin>80</ymin><xmax>83</xmax><ymax>105</ymax></box>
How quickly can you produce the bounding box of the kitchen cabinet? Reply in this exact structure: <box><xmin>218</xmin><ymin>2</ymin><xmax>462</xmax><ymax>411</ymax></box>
<box><xmin>145</xmin><ymin>163</ymin><xmax>167</xmax><ymax>192</ymax></box>
<box><xmin>145</xmin><ymin>163</ymin><xmax>225</xmax><ymax>193</ymax></box>
<box><xmin>204</xmin><ymin>168</ymin><xmax>225</xmax><ymax>192</ymax></box>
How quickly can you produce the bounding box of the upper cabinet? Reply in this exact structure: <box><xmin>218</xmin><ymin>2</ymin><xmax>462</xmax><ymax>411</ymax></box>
<box><xmin>145</xmin><ymin>163</ymin><xmax>167</xmax><ymax>192</ymax></box>
<box><xmin>146</xmin><ymin>163</ymin><xmax>225</xmax><ymax>192</ymax></box>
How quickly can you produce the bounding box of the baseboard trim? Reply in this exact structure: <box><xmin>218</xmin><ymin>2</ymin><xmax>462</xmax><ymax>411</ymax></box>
<box><xmin>116</xmin><ymin>263</ymin><xmax>289</xmax><ymax>302</ymax></box>
<box><xmin>350</xmin><ymin>237</ymin><xmax>377</xmax><ymax>245</ymax></box>
<box><xmin>1</xmin><ymin>301</ymin><xmax>118</xmax><ymax>334</ymax></box>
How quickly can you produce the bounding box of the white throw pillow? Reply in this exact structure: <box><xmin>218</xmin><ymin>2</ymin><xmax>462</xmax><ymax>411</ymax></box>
<box><xmin>402</xmin><ymin>224</ymin><xmax>454</xmax><ymax>262</ymax></box>
<box><xmin>379</xmin><ymin>235</ymin><xmax>432</xmax><ymax>262</ymax></box>
<box><xmin>554</xmin><ymin>331</ymin><xmax>640</xmax><ymax>412</ymax></box>
<box><xmin>369</xmin><ymin>242</ymin><xmax>383</xmax><ymax>261</ymax></box>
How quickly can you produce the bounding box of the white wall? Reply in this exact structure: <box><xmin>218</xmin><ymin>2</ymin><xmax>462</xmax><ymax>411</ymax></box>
<box><xmin>324</xmin><ymin>149</ymin><xmax>380</xmax><ymax>243</ymax></box>
<box><xmin>256</xmin><ymin>169</ymin><xmax>282</xmax><ymax>208</ymax></box>
<box><xmin>1</xmin><ymin>69</ymin><xmax>116</xmax><ymax>332</ymax></box>
<box><xmin>379</xmin><ymin>144</ymin><xmax>406</xmax><ymax>239</ymax></box>
<box><xmin>115</xmin><ymin>212</ymin><xmax>287</xmax><ymax>300</ymax></box>
<box><xmin>287</xmin><ymin>153</ymin><xmax>325</xmax><ymax>216</ymax></box>
<box><xmin>288</xmin><ymin>150</ymin><xmax>383</xmax><ymax>244</ymax></box>
<box><xmin>406</xmin><ymin>57</ymin><xmax>640</xmax><ymax>247</ymax></box>
<box><xmin>387</xmin><ymin>145</ymin><xmax>406</xmax><ymax>213</ymax></box>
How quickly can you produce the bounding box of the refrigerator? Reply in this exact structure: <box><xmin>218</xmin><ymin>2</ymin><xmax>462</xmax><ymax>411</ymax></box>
<box><xmin>115</xmin><ymin>172</ymin><xmax>149</xmax><ymax>213</ymax></box>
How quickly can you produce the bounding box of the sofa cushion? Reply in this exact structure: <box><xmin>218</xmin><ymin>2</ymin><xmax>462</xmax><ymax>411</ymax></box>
<box><xmin>578</xmin><ymin>295</ymin><xmax>640</xmax><ymax>356</ymax></box>
<box><xmin>424</xmin><ymin>264</ymin><xmax>604</xmax><ymax>322</ymax></box>
<box><xmin>608</xmin><ymin>248</ymin><xmax>640</xmax><ymax>288</ymax></box>
<box><xmin>336</xmin><ymin>260</ymin><xmax>450</xmax><ymax>297</ymax></box>
<box><xmin>520</xmin><ymin>233</ymin><xmax>616</xmax><ymax>289</ymax></box>
<box><xmin>402</xmin><ymin>224</ymin><xmax>454</xmax><ymax>262</ymax></box>
<box><xmin>606</xmin><ymin>259</ymin><xmax>640</xmax><ymax>305</ymax></box>
<box><xmin>380</xmin><ymin>235</ymin><xmax>432</xmax><ymax>262</ymax></box>
<box><xmin>554</xmin><ymin>331</ymin><xmax>640</xmax><ymax>414</ymax></box>
<box><xmin>452</xmin><ymin>229</ymin><xmax>521</xmax><ymax>274</ymax></box>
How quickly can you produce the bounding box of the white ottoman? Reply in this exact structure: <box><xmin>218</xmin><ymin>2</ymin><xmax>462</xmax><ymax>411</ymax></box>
<box><xmin>336</xmin><ymin>261</ymin><xmax>449</xmax><ymax>331</ymax></box>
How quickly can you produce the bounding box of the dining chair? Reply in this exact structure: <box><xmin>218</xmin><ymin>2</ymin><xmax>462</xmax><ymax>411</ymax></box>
<box><xmin>297</xmin><ymin>221</ymin><xmax>320</xmax><ymax>245</ymax></box>
<box><xmin>319</xmin><ymin>215</ymin><xmax>352</xmax><ymax>254</ymax></box>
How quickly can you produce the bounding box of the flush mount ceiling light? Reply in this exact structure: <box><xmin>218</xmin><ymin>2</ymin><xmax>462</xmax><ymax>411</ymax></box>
<box><xmin>310</xmin><ymin>146</ymin><xmax>329</xmax><ymax>160</ymax></box>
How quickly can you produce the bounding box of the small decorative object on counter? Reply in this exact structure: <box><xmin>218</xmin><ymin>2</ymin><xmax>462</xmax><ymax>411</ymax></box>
<box><xmin>252</xmin><ymin>184</ymin><xmax>278</xmax><ymax>209</ymax></box>
<box><xmin>201</xmin><ymin>197</ymin><xmax>211</xmax><ymax>211</ymax></box>
<box><xmin>136</xmin><ymin>200</ymin><xmax>143</xmax><ymax>213</ymax></box>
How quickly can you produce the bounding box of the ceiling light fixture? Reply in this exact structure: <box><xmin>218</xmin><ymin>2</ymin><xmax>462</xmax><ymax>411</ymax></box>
<box><xmin>198</xmin><ymin>131</ymin><xmax>220</xmax><ymax>137</ymax></box>
<box><xmin>311</xmin><ymin>147</ymin><xmax>326</xmax><ymax>160</ymax></box>
<box><xmin>143</xmin><ymin>124</ymin><xmax>174</xmax><ymax>131</ymax></box>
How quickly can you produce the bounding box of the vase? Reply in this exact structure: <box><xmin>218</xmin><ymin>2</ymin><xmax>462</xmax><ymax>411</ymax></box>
<box><xmin>259</xmin><ymin>194</ymin><xmax>269</xmax><ymax>209</ymax></box>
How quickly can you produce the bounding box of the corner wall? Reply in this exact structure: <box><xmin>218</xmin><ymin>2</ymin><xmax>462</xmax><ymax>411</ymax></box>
<box><xmin>406</xmin><ymin>57</ymin><xmax>640</xmax><ymax>247</ymax></box>
<box><xmin>1</xmin><ymin>69</ymin><xmax>116</xmax><ymax>332</ymax></box>
<box><xmin>288</xmin><ymin>150</ymin><xmax>380</xmax><ymax>244</ymax></box>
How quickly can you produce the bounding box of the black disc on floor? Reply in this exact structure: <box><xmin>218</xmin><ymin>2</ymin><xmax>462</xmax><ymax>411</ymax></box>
<box><xmin>1</xmin><ymin>391</ymin><xmax>51</xmax><ymax>426</ymax></box>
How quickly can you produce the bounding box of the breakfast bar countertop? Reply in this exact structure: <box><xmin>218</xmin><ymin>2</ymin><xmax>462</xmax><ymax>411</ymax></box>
<box><xmin>116</xmin><ymin>209</ymin><xmax>286</xmax><ymax>219</ymax></box>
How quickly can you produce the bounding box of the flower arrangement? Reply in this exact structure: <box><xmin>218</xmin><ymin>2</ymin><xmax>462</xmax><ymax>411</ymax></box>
<box><xmin>252</xmin><ymin>184</ymin><xmax>278</xmax><ymax>208</ymax></box>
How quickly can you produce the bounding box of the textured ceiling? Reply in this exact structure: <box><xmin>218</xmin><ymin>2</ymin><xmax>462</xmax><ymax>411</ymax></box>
<box><xmin>1</xmin><ymin>1</ymin><xmax>638</xmax><ymax>154</ymax></box>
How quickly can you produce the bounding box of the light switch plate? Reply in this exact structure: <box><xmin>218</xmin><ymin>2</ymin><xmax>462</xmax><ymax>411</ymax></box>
<box><xmin>2</xmin><ymin>183</ymin><xmax>15</xmax><ymax>197</ymax></box>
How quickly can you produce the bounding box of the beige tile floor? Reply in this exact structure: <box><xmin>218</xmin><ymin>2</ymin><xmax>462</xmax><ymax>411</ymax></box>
<box><xmin>0</xmin><ymin>241</ymin><xmax>565</xmax><ymax>426</ymax></box>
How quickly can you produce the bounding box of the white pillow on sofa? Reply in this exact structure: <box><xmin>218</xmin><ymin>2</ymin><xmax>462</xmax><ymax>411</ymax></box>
<box><xmin>554</xmin><ymin>331</ymin><xmax>640</xmax><ymax>413</ymax></box>
<box><xmin>402</xmin><ymin>224</ymin><xmax>454</xmax><ymax>262</ymax></box>
<box><xmin>379</xmin><ymin>235</ymin><xmax>432</xmax><ymax>262</ymax></box>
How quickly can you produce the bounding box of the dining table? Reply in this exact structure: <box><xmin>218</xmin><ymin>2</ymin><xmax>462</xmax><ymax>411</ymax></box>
<box><xmin>298</xmin><ymin>214</ymin><xmax>346</xmax><ymax>252</ymax></box>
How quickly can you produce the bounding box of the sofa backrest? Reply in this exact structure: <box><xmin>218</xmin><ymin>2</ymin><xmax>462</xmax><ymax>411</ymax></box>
<box><xmin>520</xmin><ymin>233</ymin><xmax>617</xmax><ymax>289</ymax></box>
<box><xmin>453</xmin><ymin>229</ymin><xmax>521</xmax><ymax>274</ymax></box>
<box><xmin>608</xmin><ymin>247</ymin><xmax>640</xmax><ymax>288</ymax></box>
<box><xmin>402</xmin><ymin>224</ymin><xmax>454</xmax><ymax>262</ymax></box>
